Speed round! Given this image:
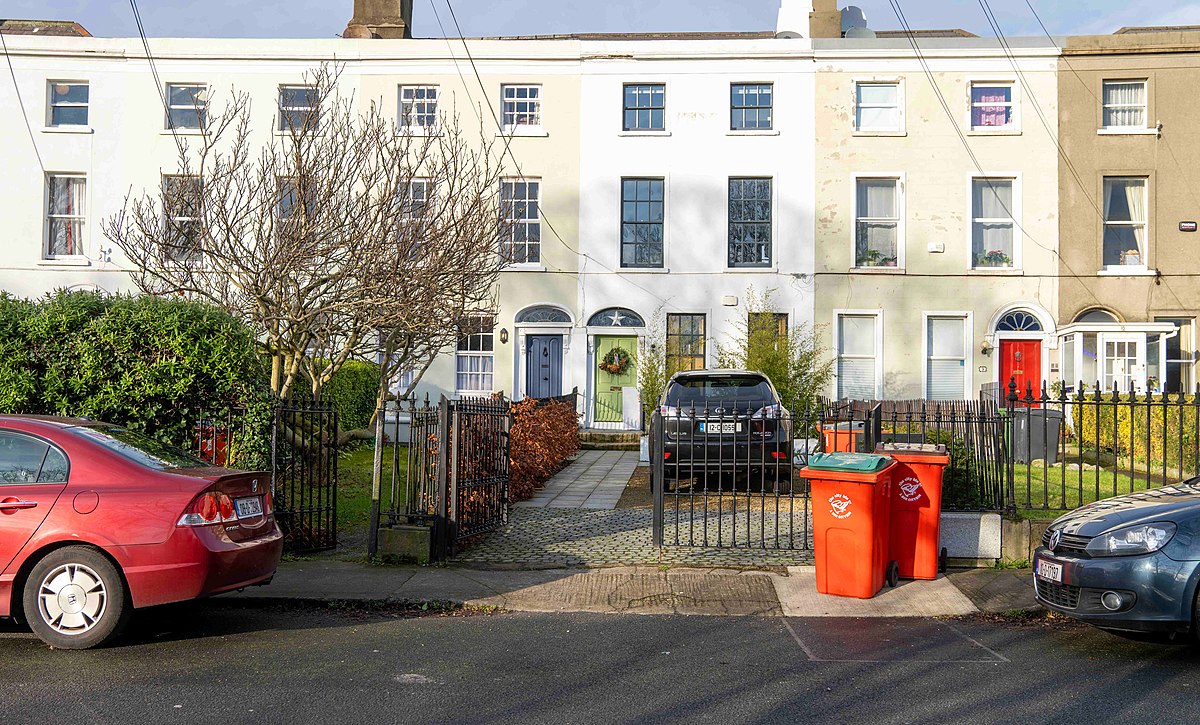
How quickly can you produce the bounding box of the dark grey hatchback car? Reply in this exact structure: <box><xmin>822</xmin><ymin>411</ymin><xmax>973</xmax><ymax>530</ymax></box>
<box><xmin>1034</xmin><ymin>480</ymin><xmax>1200</xmax><ymax>639</ymax></box>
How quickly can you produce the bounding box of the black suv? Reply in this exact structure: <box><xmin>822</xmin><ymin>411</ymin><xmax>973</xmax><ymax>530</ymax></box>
<box><xmin>656</xmin><ymin>370</ymin><xmax>792</xmax><ymax>488</ymax></box>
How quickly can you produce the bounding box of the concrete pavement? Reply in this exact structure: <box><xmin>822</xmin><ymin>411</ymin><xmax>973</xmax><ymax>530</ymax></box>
<box><xmin>230</xmin><ymin>560</ymin><xmax>1034</xmax><ymax>617</ymax></box>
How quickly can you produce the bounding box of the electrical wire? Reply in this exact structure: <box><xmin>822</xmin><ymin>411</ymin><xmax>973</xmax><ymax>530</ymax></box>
<box><xmin>1</xmin><ymin>31</ymin><xmax>46</xmax><ymax>174</ymax></box>
<box><xmin>129</xmin><ymin>0</ymin><xmax>187</xmax><ymax>155</ymax></box>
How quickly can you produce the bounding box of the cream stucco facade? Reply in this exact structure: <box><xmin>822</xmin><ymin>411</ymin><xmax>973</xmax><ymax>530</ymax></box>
<box><xmin>813</xmin><ymin>37</ymin><xmax>1061</xmax><ymax>401</ymax></box>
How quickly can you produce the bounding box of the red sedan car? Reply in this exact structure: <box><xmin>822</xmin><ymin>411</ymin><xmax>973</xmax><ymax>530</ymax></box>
<box><xmin>0</xmin><ymin>416</ymin><xmax>283</xmax><ymax>649</ymax></box>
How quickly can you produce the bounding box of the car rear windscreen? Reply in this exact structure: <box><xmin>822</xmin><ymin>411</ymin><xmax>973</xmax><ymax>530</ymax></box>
<box><xmin>665</xmin><ymin>377</ymin><xmax>774</xmax><ymax>408</ymax></box>
<box><xmin>70</xmin><ymin>425</ymin><xmax>208</xmax><ymax>470</ymax></box>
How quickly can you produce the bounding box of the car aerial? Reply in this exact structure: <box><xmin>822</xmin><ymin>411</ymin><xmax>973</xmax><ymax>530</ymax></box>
<box><xmin>656</xmin><ymin>369</ymin><xmax>792</xmax><ymax>490</ymax></box>
<box><xmin>0</xmin><ymin>415</ymin><xmax>282</xmax><ymax>649</ymax></box>
<box><xmin>1033</xmin><ymin>480</ymin><xmax>1200</xmax><ymax>642</ymax></box>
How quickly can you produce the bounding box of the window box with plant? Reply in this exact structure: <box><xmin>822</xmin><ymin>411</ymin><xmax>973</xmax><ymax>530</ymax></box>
<box><xmin>856</xmin><ymin>248</ymin><xmax>897</xmax><ymax>268</ymax></box>
<box><xmin>975</xmin><ymin>249</ymin><xmax>1012</xmax><ymax>268</ymax></box>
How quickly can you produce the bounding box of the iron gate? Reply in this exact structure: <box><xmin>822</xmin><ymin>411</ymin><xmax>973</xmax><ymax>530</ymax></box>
<box><xmin>272</xmin><ymin>401</ymin><xmax>339</xmax><ymax>553</ymax></box>
<box><xmin>371</xmin><ymin>394</ymin><xmax>511</xmax><ymax>560</ymax></box>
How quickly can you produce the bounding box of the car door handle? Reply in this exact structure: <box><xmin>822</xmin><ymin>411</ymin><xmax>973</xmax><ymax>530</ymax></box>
<box><xmin>0</xmin><ymin>500</ymin><xmax>38</xmax><ymax>512</ymax></box>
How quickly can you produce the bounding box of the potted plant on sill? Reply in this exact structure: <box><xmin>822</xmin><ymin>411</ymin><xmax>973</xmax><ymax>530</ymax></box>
<box><xmin>975</xmin><ymin>249</ymin><xmax>1012</xmax><ymax>268</ymax></box>
<box><xmin>856</xmin><ymin>249</ymin><xmax>898</xmax><ymax>268</ymax></box>
<box><xmin>1120</xmin><ymin>249</ymin><xmax>1142</xmax><ymax>266</ymax></box>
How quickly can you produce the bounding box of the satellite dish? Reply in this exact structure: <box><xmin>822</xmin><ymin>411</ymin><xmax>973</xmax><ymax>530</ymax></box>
<box><xmin>845</xmin><ymin>26</ymin><xmax>877</xmax><ymax>38</ymax></box>
<box><xmin>841</xmin><ymin>5</ymin><xmax>868</xmax><ymax>33</ymax></box>
<box><xmin>775</xmin><ymin>30</ymin><xmax>802</xmax><ymax>39</ymax></box>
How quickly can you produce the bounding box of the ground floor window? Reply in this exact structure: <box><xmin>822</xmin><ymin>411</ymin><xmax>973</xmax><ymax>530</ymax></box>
<box><xmin>927</xmin><ymin>316</ymin><xmax>968</xmax><ymax>400</ymax></box>
<box><xmin>666</xmin><ymin>314</ymin><xmax>706</xmax><ymax>372</ymax></box>
<box><xmin>1155</xmin><ymin>317</ymin><xmax>1195</xmax><ymax>394</ymax></box>
<box><xmin>836</xmin><ymin>314</ymin><xmax>879</xmax><ymax>400</ymax></box>
<box><xmin>456</xmin><ymin>315</ymin><xmax>495</xmax><ymax>393</ymax></box>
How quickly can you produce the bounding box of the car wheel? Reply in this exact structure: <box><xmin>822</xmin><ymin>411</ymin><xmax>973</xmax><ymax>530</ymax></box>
<box><xmin>22</xmin><ymin>547</ymin><xmax>131</xmax><ymax>650</ymax></box>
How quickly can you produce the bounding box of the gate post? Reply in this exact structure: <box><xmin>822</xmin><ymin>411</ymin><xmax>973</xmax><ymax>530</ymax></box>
<box><xmin>435</xmin><ymin>394</ymin><xmax>452</xmax><ymax>561</ymax></box>
<box><xmin>367</xmin><ymin>403</ymin><xmax>384</xmax><ymax>558</ymax></box>
<box><xmin>651</xmin><ymin>410</ymin><xmax>664</xmax><ymax>548</ymax></box>
<box><xmin>1005</xmin><ymin>376</ymin><xmax>1019</xmax><ymax>515</ymax></box>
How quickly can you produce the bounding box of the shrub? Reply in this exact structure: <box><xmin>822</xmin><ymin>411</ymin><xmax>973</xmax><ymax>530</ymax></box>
<box><xmin>301</xmin><ymin>360</ymin><xmax>381</xmax><ymax>431</ymax></box>
<box><xmin>508</xmin><ymin>397</ymin><xmax>581</xmax><ymax>502</ymax></box>
<box><xmin>0</xmin><ymin>294</ymin><xmax>37</xmax><ymax>412</ymax></box>
<box><xmin>1073</xmin><ymin>395</ymin><xmax>1199</xmax><ymax>475</ymax></box>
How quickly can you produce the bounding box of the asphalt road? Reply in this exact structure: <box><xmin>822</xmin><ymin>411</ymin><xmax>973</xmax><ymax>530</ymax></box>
<box><xmin>2</xmin><ymin>601</ymin><xmax>1200</xmax><ymax>724</ymax></box>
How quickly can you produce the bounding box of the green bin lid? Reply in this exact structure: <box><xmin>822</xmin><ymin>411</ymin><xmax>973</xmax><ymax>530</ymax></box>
<box><xmin>806</xmin><ymin>452</ymin><xmax>892</xmax><ymax>472</ymax></box>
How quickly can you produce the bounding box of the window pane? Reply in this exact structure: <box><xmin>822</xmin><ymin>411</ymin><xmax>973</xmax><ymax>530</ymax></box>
<box><xmin>839</xmin><ymin>316</ymin><xmax>875</xmax><ymax>356</ymax></box>
<box><xmin>928</xmin><ymin>317</ymin><xmax>965</xmax><ymax>357</ymax></box>
<box><xmin>51</xmin><ymin>83</ymin><xmax>88</xmax><ymax>104</ymax></box>
<box><xmin>1102</xmin><ymin>81</ymin><xmax>1145</xmax><ymax>127</ymax></box>
<box><xmin>857</xmin><ymin>83</ymin><xmax>897</xmax><ymax>106</ymax></box>
<box><xmin>972</xmin><ymin>179</ymin><xmax>1013</xmax><ymax>218</ymax></box>
<box><xmin>856</xmin><ymin>106</ymin><xmax>899</xmax><ymax>130</ymax></box>
<box><xmin>0</xmin><ymin>434</ymin><xmax>50</xmax><ymax>484</ymax></box>
<box><xmin>51</xmin><ymin>106</ymin><xmax>88</xmax><ymax>126</ymax></box>
<box><xmin>857</xmin><ymin>179</ymin><xmax>896</xmax><ymax>217</ymax></box>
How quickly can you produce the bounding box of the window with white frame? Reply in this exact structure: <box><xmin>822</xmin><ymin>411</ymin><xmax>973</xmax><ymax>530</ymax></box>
<box><xmin>623</xmin><ymin>83</ymin><xmax>665</xmax><ymax>131</ymax></box>
<box><xmin>836</xmin><ymin>314</ymin><xmax>879</xmax><ymax>399</ymax></box>
<box><xmin>162</xmin><ymin>174</ymin><xmax>202</xmax><ymax>263</ymax></box>
<box><xmin>926</xmin><ymin>316</ymin><xmax>968</xmax><ymax>400</ymax></box>
<box><xmin>49</xmin><ymin>82</ymin><xmax>88</xmax><ymax>127</ymax></box>
<box><xmin>1102</xmin><ymin>177</ymin><xmax>1147</xmax><ymax>268</ymax></box>
<box><xmin>501</xmin><ymin>85</ymin><xmax>542</xmax><ymax>131</ymax></box>
<box><xmin>621</xmin><ymin>177</ymin><xmax>664</xmax><ymax>268</ymax></box>
<box><xmin>278</xmin><ymin>85</ymin><xmax>319</xmax><ymax>132</ymax></box>
<box><xmin>970</xmin><ymin>82</ymin><xmax>1015</xmax><ymax>130</ymax></box>
<box><xmin>45</xmin><ymin>174</ymin><xmax>86</xmax><ymax>258</ymax></box>
<box><xmin>456</xmin><ymin>316</ymin><xmax>495</xmax><ymax>393</ymax></box>
<box><xmin>399</xmin><ymin>85</ymin><xmax>438</xmax><ymax>130</ymax></box>
<box><xmin>972</xmin><ymin>178</ymin><xmax>1015</xmax><ymax>269</ymax></box>
<box><xmin>1102</xmin><ymin>80</ymin><xmax>1147</xmax><ymax>129</ymax></box>
<box><xmin>854</xmin><ymin>82</ymin><xmax>900</xmax><ymax>132</ymax></box>
<box><xmin>1156</xmin><ymin>317</ymin><xmax>1195</xmax><ymax>394</ymax></box>
<box><xmin>401</xmin><ymin>178</ymin><xmax>432</xmax><ymax>220</ymax></box>
<box><xmin>500</xmin><ymin>179</ymin><xmax>540</xmax><ymax>264</ymax></box>
<box><xmin>854</xmin><ymin>178</ymin><xmax>900</xmax><ymax>268</ymax></box>
<box><xmin>166</xmin><ymin>83</ymin><xmax>208</xmax><ymax>130</ymax></box>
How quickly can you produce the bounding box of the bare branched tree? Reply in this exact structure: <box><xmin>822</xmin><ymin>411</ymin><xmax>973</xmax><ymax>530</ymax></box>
<box><xmin>104</xmin><ymin>65</ymin><xmax>509</xmax><ymax>431</ymax></box>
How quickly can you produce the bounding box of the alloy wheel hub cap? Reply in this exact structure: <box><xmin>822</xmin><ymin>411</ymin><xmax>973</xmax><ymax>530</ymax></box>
<box><xmin>38</xmin><ymin>563</ymin><xmax>107</xmax><ymax>635</ymax></box>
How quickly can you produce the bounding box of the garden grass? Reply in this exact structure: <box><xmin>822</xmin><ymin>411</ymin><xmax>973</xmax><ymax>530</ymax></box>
<box><xmin>1010</xmin><ymin>462</ymin><xmax>1167</xmax><ymax>518</ymax></box>
<box><xmin>337</xmin><ymin>444</ymin><xmax>407</xmax><ymax>538</ymax></box>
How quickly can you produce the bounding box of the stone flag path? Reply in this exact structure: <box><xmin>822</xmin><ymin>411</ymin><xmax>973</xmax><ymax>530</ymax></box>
<box><xmin>514</xmin><ymin>450</ymin><xmax>638</xmax><ymax>509</ymax></box>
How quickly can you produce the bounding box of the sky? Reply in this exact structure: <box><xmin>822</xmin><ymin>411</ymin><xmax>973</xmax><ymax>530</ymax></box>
<box><xmin>3</xmin><ymin>0</ymin><xmax>1200</xmax><ymax>40</ymax></box>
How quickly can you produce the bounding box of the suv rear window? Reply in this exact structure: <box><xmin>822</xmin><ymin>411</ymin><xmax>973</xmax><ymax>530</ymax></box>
<box><xmin>665</xmin><ymin>376</ymin><xmax>775</xmax><ymax>407</ymax></box>
<box><xmin>70</xmin><ymin>425</ymin><xmax>206</xmax><ymax>471</ymax></box>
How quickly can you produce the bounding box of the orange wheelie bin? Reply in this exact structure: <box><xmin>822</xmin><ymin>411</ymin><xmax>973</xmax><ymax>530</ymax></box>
<box><xmin>800</xmin><ymin>452</ymin><xmax>900</xmax><ymax>599</ymax></box>
<box><xmin>876</xmin><ymin>442</ymin><xmax>950</xmax><ymax>580</ymax></box>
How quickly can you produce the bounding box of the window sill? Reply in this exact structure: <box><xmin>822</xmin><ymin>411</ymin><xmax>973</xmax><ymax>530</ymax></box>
<box><xmin>397</xmin><ymin>127</ymin><xmax>442</xmax><ymax>137</ymax></box>
<box><xmin>1097</xmin><ymin>267</ymin><xmax>1156</xmax><ymax>276</ymax></box>
<box><xmin>852</xmin><ymin>130</ymin><xmax>906</xmax><ymax>137</ymax></box>
<box><xmin>455</xmin><ymin>391</ymin><xmax>496</xmax><ymax>399</ymax></box>
<box><xmin>726</xmin><ymin>130</ymin><xmax>779</xmax><ymax>137</ymax></box>
<box><xmin>274</xmin><ymin>130</ymin><xmax>325</xmax><ymax>137</ymax></box>
<box><xmin>850</xmin><ymin>266</ymin><xmax>904</xmax><ymax>274</ymax></box>
<box><xmin>968</xmin><ymin>267</ymin><xmax>1023</xmax><ymax>275</ymax></box>
<box><xmin>618</xmin><ymin>130</ymin><xmax>671</xmax><ymax>137</ymax></box>
<box><xmin>160</xmin><ymin>129</ymin><xmax>206</xmax><ymax>136</ymax></box>
<box><xmin>503</xmin><ymin>263</ymin><xmax>546</xmax><ymax>272</ymax></box>
<box><xmin>38</xmin><ymin>257</ymin><xmax>92</xmax><ymax>267</ymax></box>
<box><xmin>1096</xmin><ymin>128</ymin><xmax>1158</xmax><ymax>136</ymax></box>
<box><xmin>42</xmin><ymin>126</ymin><xmax>93</xmax><ymax>135</ymax></box>
<box><xmin>966</xmin><ymin>128</ymin><xmax>1021</xmax><ymax>136</ymax></box>
<box><xmin>619</xmin><ymin>267</ymin><xmax>670</xmax><ymax>274</ymax></box>
<box><xmin>726</xmin><ymin>266</ymin><xmax>777</xmax><ymax>273</ymax></box>
<box><xmin>497</xmin><ymin>128</ymin><xmax>548</xmax><ymax>138</ymax></box>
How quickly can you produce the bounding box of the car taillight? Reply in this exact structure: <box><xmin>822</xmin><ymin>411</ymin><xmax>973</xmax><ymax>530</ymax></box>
<box><xmin>752</xmin><ymin>405</ymin><xmax>785</xmax><ymax>419</ymax></box>
<box><xmin>263</xmin><ymin>487</ymin><xmax>273</xmax><ymax>516</ymax></box>
<box><xmin>177</xmin><ymin>491</ymin><xmax>237</xmax><ymax>527</ymax></box>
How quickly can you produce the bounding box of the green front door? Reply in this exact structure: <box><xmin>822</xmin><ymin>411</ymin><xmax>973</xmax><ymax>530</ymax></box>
<box><xmin>594</xmin><ymin>335</ymin><xmax>637</xmax><ymax>423</ymax></box>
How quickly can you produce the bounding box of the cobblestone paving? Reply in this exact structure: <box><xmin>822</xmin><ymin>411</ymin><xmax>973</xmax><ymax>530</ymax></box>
<box><xmin>455</xmin><ymin>507</ymin><xmax>815</xmax><ymax>568</ymax></box>
<box><xmin>514</xmin><ymin>450</ymin><xmax>638</xmax><ymax>509</ymax></box>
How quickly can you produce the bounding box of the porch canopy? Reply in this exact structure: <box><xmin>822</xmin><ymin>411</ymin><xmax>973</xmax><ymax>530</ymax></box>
<box><xmin>1058</xmin><ymin>317</ymin><xmax>1178</xmax><ymax>394</ymax></box>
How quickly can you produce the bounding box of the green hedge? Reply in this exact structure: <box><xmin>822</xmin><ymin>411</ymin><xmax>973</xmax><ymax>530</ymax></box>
<box><xmin>1073</xmin><ymin>396</ymin><xmax>1199</xmax><ymax>474</ymax></box>
<box><xmin>0</xmin><ymin>291</ymin><xmax>273</xmax><ymax>468</ymax></box>
<box><xmin>316</xmin><ymin>360</ymin><xmax>381</xmax><ymax>431</ymax></box>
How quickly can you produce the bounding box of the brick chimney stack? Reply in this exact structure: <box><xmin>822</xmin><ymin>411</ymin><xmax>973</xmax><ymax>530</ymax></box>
<box><xmin>808</xmin><ymin>0</ymin><xmax>842</xmax><ymax>38</ymax></box>
<box><xmin>344</xmin><ymin>0</ymin><xmax>414</xmax><ymax>39</ymax></box>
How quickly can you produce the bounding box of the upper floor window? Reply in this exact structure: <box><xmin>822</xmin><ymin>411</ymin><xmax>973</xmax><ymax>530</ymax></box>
<box><xmin>623</xmin><ymin>83</ymin><xmax>665</xmax><ymax>131</ymax></box>
<box><xmin>730</xmin><ymin>83</ymin><xmax>772</xmax><ymax>131</ymax></box>
<box><xmin>854</xmin><ymin>177</ymin><xmax>900</xmax><ymax>268</ymax></box>
<box><xmin>1102</xmin><ymin>80</ymin><xmax>1146</xmax><ymax>129</ymax></box>
<box><xmin>500</xmin><ymin>179</ymin><xmax>540</xmax><ymax>264</ymax></box>
<box><xmin>49</xmin><ymin>82</ymin><xmax>88</xmax><ymax>127</ymax></box>
<box><xmin>401</xmin><ymin>178</ymin><xmax>432</xmax><ymax>220</ymax></box>
<box><xmin>620</xmin><ymin>177</ymin><xmax>664</xmax><ymax>269</ymax></box>
<box><xmin>278</xmin><ymin>85</ymin><xmax>319</xmax><ymax>133</ymax></box>
<box><xmin>162</xmin><ymin>174</ymin><xmax>203</xmax><ymax>264</ymax></box>
<box><xmin>399</xmin><ymin>85</ymin><xmax>439</xmax><ymax>130</ymax></box>
<box><xmin>166</xmin><ymin>83</ymin><xmax>208</xmax><ymax>130</ymax></box>
<box><xmin>971</xmin><ymin>178</ymin><xmax>1016</xmax><ymax>269</ymax></box>
<box><xmin>1102</xmin><ymin>177</ymin><xmax>1147</xmax><ymax>269</ymax></box>
<box><xmin>854</xmin><ymin>82</ymin><xmax>900</xmax><ymax>132</ymax></box>
<box><xmin>970</xmin><ymin>82</ymin><xmax>1015</xmax><ymax>130</ymax></box>
<box><xmin>728</xmin><ymin>177</ymin><xmax>772</xmax><ymax>268</ymax></box>
<box><xmin>46</xmin><ymin>174</ymin><xmax>85</xmax><ymax>258</ymax></box>
<box><xmin>501</xmin><ymin>84</ymin><xmax>542</xmax><ymax>132</ymax></box>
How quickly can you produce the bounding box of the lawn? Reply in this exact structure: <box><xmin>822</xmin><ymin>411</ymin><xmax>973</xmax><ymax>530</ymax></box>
<box><xmin>1009</xmin><ymin>462</ymin><xmax>1169</xmax><ymax>518</ymax></box>
<box><xmin>337</xmin><ymin>444</ymin><xmax>407</xmax><ymax>543</ymax></box>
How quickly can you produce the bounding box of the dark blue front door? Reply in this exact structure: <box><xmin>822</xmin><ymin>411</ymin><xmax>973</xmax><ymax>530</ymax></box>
<box><xmin>526</xmin><ymin>335</ymin><xmax>563</xmax><ymax>399</ymax></box>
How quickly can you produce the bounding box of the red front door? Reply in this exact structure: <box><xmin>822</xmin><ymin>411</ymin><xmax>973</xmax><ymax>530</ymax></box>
<box><xmin>999</xmin><ymin>340</ymin><xmax>1042</xmax><ymax>404</ymax></box>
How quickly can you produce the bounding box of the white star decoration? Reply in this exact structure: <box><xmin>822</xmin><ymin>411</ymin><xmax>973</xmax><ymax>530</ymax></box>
<box><xmin>608</xmin><ymin>310</ymin><xmax>626</xmax><ymax>326</ymax></box>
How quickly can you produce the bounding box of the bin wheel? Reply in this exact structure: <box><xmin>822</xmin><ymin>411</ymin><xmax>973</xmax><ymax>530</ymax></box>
<box><xmin>938</xmin><ymin>547</ymin><xmax>948</xmax><ymax>574</ymax></box>
<box><xmin>886</xmin><ymin>560</ymin><xmax>900</xmax><ymax>588</ymax></box>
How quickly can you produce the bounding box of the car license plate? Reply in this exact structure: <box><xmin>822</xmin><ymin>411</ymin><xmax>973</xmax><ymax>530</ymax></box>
<box><xmin>235</xmin><ymin>496</ymin><xmax>263</xmax><ymax>518</ymax></box>
<box><xmin>1036</xmin><ymin>558</ymin><xmax>1063</xmax><ymax>583</ymax></box>
<box><xmin>699</xmin><ymin>422</ymin><xmax>739</xmax><ymax>434</ymax></box>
